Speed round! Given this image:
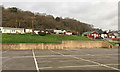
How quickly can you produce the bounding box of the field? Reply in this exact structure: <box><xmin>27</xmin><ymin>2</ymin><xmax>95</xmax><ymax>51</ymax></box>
<box><xmin>2</xmin><ymin>33</ymin><xmax>101</xmax><ymax>43</ymax></box>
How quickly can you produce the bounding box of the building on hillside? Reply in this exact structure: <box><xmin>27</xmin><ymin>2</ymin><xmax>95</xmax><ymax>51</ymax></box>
<box><xmin>65</xmin><ymin>31</ymin><xmax>72</xmax><ymax>35</ymax></box>
<box><xmin>0</xmin><ymin>27</ymin><xmax>25</xmax><ymax>34</ymax></box>
<box><xmin>113</xmin><ymin>33</ymin><xmax>119</xmax><ymax>38</ymax></box>
<box><xmin>88</xmin><ymin>31</ymin><xmax>99</xmax><ymax>39</ymax></box>
<box><xmin>82</xmin><ymin>32</ymin><xmax>91</xmax><ymax>37</ymax></box>
<box><xmin>25</xmin><ymin>29</ymin><xmax>32</xmax><ymax>33</ymax></box>
<box><xmin>34</xmin><ymin>30</ymin><xmax>40</xmax><ymax>34</ymax></box>
<box><xmin>109</xmin><ymin>33</ymin><xmax>116</xmax><ymax>38</ymax></box>
<box><xmin>101</xmin><ymin>31</ymin><xmax>108</xmax><ymax>38</ymax></box>
<box><xmin>53</xmin><ymin>30</ymin><xmax>66</xmax><ymax>34</ymax></box>
<box><xmin>53</xmin><ymin>30</ymin><xmax>62</xmax><ymax>34</ymax></box>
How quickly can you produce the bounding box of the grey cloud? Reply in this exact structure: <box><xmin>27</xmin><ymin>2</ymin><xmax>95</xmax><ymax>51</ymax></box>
<box><xmin>3</xmin><ymin>2</ymin><xmax>118</xmax><ymax>30</ymax></box>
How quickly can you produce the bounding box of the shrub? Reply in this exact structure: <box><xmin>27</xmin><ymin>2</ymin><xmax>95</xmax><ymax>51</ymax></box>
<box><xmin>7</xmin><ymin>33</ymin><xmax>16</xmax><ymax>35</ymax></box>
<box><xmin>95</xmin><ymin>37</ymin><xmax>103</xmax><ymax>39</ymax></box>
<box><xmin>38</xmin><ymin>32</ymin><xmax>46</xmax><ymax>36</ymax></box>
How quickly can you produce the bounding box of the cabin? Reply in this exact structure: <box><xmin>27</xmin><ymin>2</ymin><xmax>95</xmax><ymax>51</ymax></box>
<box><xmin>109</xmin><ymin>33</ymin><xmax>116</xmax><ymax>38</ymax></box>
<box><xmin>34</xmin><ymin>30</ymin><xmax>40</xmax><ymax>34</ymax></box>
<box><xmin>53</xmin><ymin>30</ymin><xmax>62</xmax><ymax>34</ymax></box>
<box><xmin>25</xmin><ymin>29</ymin><xmax>32</xmax><ymax>33</ymax></box>
<box><xmin>82</xmin><ymin>32</ymin><xmax>91</xmax><ymax>37</ymax></box>
<box><xmin>101</xmin><ymin>31</ymin><xmax>108</xmax><ymax>38</ymax></box>
<box><xmin>65</xmin><ymin>31</ymin><xmax>72</xmax><ymax>35</ymax></box>
<box><xmin>53</xmin><ymin>30</ymin><xmax>66</xmax><ymax>34</ymax></box>
<box><xmin>88</xmin><ymin>31</ymin><xmax>99</xmax><ymax>39</ymax></box>
<box><xmin>0</xmin><ymin>27</ymin><xmax>25</xmax><ymax>34</ymax></box>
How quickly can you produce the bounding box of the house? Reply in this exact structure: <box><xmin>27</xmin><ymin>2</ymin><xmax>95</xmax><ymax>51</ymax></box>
<box><xmin>53</xmin><ymin>30</ymin><xmax>62</xmax><ymax>34</ymax></box>
<box><xmin>0</xmin><ymin>27</ymin><xmax>25</xmax><ymax>34</ymax></box>
<box><xmin>101</xmin><ymin>31</ymin><xmax>108</xmax><ymax>38</ymax></box>
<box><xmin>88</xmin><ymin>31</ymin><xmax>99</xmax><ymax>39</ymax></box>
<box><xmin>53</xmin><ymin>30</ymin><xmax>66</xmax><ymax>34</ymax></box>
<box><xmin>65</xmin><ymin>31</ymin><xmax>72</xmax><ymax>35</ymax></box>
<box><xmin>62</xmin><ymin>30</ymin><xmax>66</xmax><ymax>34</ymax></box>
<box><xmin>25</xmin><ymin>29</ymin><xmax>32</xmax><ymax>33</ymax></box>
<box><xmin>109</xmin><ymin>33</ymin><xmax>116</xmax><ymax>38</ymax></box>
<box><xmin>34</xmin><ymin>30</ymin><xmax>40</xmax><ymax>34</ymax></box>
<box><xmin>113</xmin><ymin>33</ymin><xmax>120</xmax><ymax>38</ymax></box>
<box><xmin>82</xmin><ymin>32</ymin><xmax>91</xmax><ymax>37</ymax></box>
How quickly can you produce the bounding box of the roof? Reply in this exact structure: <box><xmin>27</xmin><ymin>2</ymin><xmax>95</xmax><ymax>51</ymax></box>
<box><xmin>109</xmin><ymin>34</ymin><xmax>115</xmax><ymax>36</ymax></box>
<box><xmin>66</xmin><ymin>31</ymin><xmax>72</xmax><ymax>33</ymax></box>
<box><xmin>83</xmin><ymin>31</ymin><xmax>98</xmax><ymax>34</ymax></box>
<box><xmin>1</xmin><ymin>27</ymin><xmax>24</xmax><ymax>30</ymax></box>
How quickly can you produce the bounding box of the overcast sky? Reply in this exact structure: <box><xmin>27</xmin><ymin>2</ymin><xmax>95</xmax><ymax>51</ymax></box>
<box><xmin>1</xmin><ymin>0</ymin><xmax>119</xmax><ymax>31</ymax></box>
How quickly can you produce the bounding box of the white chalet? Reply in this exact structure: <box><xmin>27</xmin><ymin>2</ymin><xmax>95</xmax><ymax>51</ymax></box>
<box><xmin>53</xmin><ymin>30</ymin><xmax>66</xmax><ymax>34</ymax></box>
<box><xmin>0</xmin><ymin>27</ymin><xmax>25</xmax><ymax>34</ymax></box>
<box><xmin>25</xmin><ymin>29</ymin><xmax>32</xmax><ymax>33</ymax></box>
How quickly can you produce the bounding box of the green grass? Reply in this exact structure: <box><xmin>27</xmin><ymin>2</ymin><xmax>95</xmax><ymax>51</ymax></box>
<box><xmin>2</xmin><ymin>33</ymin><xmax>102</xmax><ymax>43</ymax></box>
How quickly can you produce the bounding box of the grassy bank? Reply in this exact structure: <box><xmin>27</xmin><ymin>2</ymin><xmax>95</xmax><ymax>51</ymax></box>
<box><xmin>2</xmin><ymin>34</ymin><xmax>102</xmax><ymax>43</ymax></box>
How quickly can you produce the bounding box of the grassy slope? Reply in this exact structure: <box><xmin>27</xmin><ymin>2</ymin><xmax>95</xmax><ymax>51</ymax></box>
<box><xmin>2</xmin><ymin>34</ymin><xmax>102</xmax><ymax>43</ymax></box>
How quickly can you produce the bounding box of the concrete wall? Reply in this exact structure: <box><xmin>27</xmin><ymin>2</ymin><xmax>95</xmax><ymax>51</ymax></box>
<box><xmin>2</xmin><ymin>41</ymin><xmax>113</xmax><ymax>50</ymax></box>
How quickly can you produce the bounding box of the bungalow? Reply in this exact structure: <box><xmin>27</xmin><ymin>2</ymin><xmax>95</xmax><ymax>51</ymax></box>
<box><xmin>65</xmin><ymin>31</ymin><xmax>72</xmax><ymax>35</ymax></box>
<box><xmin>53</xmin><ymin>30</ymin><xmax>66</xmax><ymax>34</ymax></box>
<box><xmin>34</xmin><ymin>30</ymin><xmax>40</xmax><ymax>34</ymax></box>
<box><xmin>113</xmin><ymin>33</ymin><xmax>119</xmax><ymax>38</ymax></box>
<box><xmin>0</xmin><ymin>27</ymin><xmax>25</xmax><ymax>34</ymax></box>
<box><xmin>82</xmin><ymin>32</ymin><xmax>91</xmax><ymax>37</ymax></box>
<box><xmin>88</xmin><ymin>31</ymin><xmax>99</xmax><ymax>39</ymax></box>
<box><xmin>101</xmin><ymin>31</ymin><xmax>108</xmax><ymax>38</ymax></box>
<box><xmin>53</xmin><ymin>30</ymin><xmax>62</xmax><ymax>34</ymax></box>
<box><xmin>109</xmin><ymin>33</ymin><xmax>116</xmax><ymax>38</ymax></box>
<box><xmin>25</xmin><ymin>29</ymin><xmax>32</xmax><ymax>33</ymax></box>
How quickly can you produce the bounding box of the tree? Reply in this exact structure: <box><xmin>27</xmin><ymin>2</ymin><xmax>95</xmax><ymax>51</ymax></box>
<box><xmin>55</xmin><ymin>17</ymin><xmax>60</xmax><ymax>22</ymax></box>
<box><xmin>8</xmin><ymin>7</ymin><xmax>18</xmax><ymax>13</ymax></box>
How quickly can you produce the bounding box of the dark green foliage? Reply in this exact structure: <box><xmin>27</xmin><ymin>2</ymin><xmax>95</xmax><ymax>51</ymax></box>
<box><xmin>8</xmin><ymin>7</ymin><xmax>18</xmax><ymax>13</ymax></box>
<box><xmin>38</xmin><ymin>32</ymin><xmax>46</xmax><ymax>36</ymax></box>
<box><xmin>55</xmin><ymin>17</ymin><xmax>60</xmax><ymax>22</ymax></box>
<box><xmin>95</xmin><ymin>37</ymin><xmax>103</xmax><ymax>39</ymax></box>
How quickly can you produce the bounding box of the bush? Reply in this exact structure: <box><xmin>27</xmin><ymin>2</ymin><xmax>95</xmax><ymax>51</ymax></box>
<box><xmin>95</xmin><ymin>37</ymin><xmax>103</xmax><ymax>39</ymax></box>
<box><xmin>38</xmin><ymin>32</ymin><xmax>46</xmax><ymax>36</ymax></box>
<box><xmin>7</xmin><ymin>33</ymin><xmax>16</xmax><ymax>35</ymax></box>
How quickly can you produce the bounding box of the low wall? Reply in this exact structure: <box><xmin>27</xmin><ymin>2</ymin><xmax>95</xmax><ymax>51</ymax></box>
<box><xmin>2</xmin><ymin>41</ymin><xmax>113</xmax><ymax>50</ymax></box>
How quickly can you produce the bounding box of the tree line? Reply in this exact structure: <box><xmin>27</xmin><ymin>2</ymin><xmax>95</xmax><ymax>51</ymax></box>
<box><xmin>2</xmin><ymin>6</ymin><xmax>95</xmax><ymax>34</ymax></box>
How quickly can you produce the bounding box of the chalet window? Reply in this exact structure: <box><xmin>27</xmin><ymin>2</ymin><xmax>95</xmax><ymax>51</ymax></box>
<box><xmin>94</xmin><ymin>34</ymin><xmax>96</xmax><ymax>36</ymax></box>
<box><xmin>12</xmin><ymin>30</ymin><xmax>15</xmax><ymax>32</ymax></box>
<box><xmin>105</xmin><ymin>34</ymin><xmax>107</xmax><ymax>36</ymax></box>
<box><xmin>4</xmin><ymin>30</ymin><xmax>6</xmax><ymax>32</ymax></box>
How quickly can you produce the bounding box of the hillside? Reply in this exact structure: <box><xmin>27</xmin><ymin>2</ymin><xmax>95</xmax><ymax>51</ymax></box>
<box><xmin>2</xmin><ymin>7</ymin><xmax>93</xmax><ymax>34</ymax></box>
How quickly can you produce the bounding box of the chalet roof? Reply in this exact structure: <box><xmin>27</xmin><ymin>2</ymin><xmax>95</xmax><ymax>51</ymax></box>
<box><xmin>102</xmin><ymin>31</ymin><xmax>108</xmax><ymax>34</ymax></box>
<box><xmin>83</xmin><ymin>31</ymin><xmax>98</xmax><ymax>34</ymax></box>
<box><xmin>2</xmin><ymin>27</ymin><xmax>24</xmax><ymax>30</ymax></box>
<box><xmin>82</xmin><ymin>32</ymin><xmax>91</xmax><ymax>34</ymax></box>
